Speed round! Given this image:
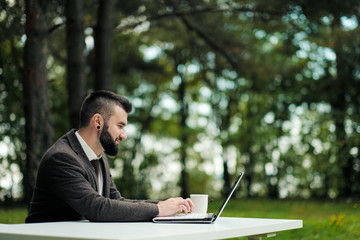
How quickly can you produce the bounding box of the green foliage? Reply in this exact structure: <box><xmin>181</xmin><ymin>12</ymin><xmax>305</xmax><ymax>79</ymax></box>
<box><xmin>0</xmin><ymin>0</ymin><xmax>26</xmax><ymax>201</ymax></box>
<box><xmin>1</xmin><ymin>0</ymin><xmax>360</xmax><ymax>202</ymax></box>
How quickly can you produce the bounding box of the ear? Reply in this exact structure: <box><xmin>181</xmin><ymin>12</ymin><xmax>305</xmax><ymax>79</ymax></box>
<box><xmin>92</xmin><ymin>113</ymin><xmax>104</xmax><ymax>130</ymax></box>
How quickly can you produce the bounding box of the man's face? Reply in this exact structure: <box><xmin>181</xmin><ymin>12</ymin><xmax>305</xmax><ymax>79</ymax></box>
<box><xmin>99</xmin><ymin>105</ymin><xmax>128</xmax><ymax>156</ymax></box>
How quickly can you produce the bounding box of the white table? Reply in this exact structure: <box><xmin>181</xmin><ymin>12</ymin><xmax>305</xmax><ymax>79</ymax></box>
<box><xmin>0</xmin><ymin>217</ymin><xmax>302</xmax><ymax>240</ymax></box>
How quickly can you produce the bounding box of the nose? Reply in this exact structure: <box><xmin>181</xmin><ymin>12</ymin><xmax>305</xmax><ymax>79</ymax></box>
<box><xmin>120</xmin><ymin>130</ymin><xmax>127</xmax><ymax>140</ymax></box>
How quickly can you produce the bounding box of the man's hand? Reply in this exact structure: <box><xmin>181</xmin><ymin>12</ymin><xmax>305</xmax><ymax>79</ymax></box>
<box><xmin>157</xmin><ymin>197</ymin><xmax>194</xmax><ymax>217</ymax></box>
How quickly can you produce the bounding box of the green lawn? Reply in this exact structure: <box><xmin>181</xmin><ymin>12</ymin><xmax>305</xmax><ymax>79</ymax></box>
<box><xmin>0</xmin><ymin>207</ymin><xmax>27</xmax><ymax>224</ymax></box>
<box><xmin>207</xmin><ymin>198</ymin><xmax>360</xmax><ymax>239</ymax></box>
<box><xmin>1</xmin><ymin>198</ymin><xmax>359</xmax><ymax>239</ymax></box>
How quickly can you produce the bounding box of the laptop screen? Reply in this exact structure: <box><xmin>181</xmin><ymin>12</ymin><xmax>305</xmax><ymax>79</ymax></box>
<box><xmin>213</xmin><ymin>172</ymin><xmax>244</xmax><ymax>221</ymax></box>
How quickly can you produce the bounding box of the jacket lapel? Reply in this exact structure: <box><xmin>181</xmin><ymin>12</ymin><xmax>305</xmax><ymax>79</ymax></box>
<box><xmin>66</xmin><ymin>129</ymin><xmax>99</xmax><ymax>192</ymax></box>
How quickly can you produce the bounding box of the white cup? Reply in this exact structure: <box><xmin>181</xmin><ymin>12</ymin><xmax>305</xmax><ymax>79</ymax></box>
<box><xmin>190</xmin><ymin>194</ymin><xmax>208</xmax><ymax>214</ymax></box>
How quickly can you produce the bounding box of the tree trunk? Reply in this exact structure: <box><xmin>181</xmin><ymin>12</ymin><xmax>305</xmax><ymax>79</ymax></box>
<box><xmin>94</xmin><ymin>0</ymin><xmax>114</xmax><ymax>91</ymax></box>
<box><xmin>65</xmin><ymin>0</ymin><xmax>87</xmax><ymax>128</ymax></box>
<box><xmin>220</xmin><ymin>93</ymin><xmax>237</xmax><ymax>197</ymax></box>
<box><xmin>332</xmin><ymin>15</ymin><xmax>352</xmax><ymax>197</ymax></box>
<box><xmin>23</xmin><ymin>0</ymin><xmax>53</xmax><ymax>204</ymax></box>
<box><xmin>179</xmin><ymin>74</ymin><xmax>189</xmax><ymax>198</ymax></box>
<box><xmin>244</xmin><ymin>152</ymin><xmax>255</xmax><ymax>198</ymax></box>
<box><xmin>220</xmin><ymin>107</ymin><xmax>231</xmax><ymax>197</ymax></box>
<box><xmin>221</xmin><ymin>146</ymin><xmax>231</xmax><ymax>197</ymax></box>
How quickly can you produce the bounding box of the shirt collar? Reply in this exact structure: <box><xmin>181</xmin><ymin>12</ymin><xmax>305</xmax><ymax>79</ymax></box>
<box><xmin>75</xmin><ymin>131</ymin><xmax>103</xmax><ymax>161</ymax></box>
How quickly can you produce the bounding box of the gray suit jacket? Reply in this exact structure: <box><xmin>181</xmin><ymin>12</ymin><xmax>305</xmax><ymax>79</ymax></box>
<box><xmin>26</xmin><ymin>129</ymin><xmax>159</xmax><ymax>223</ymax></box>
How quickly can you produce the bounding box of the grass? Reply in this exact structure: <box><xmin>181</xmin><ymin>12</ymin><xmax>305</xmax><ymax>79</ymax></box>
<box><xmin>0</xmin><ymin>207</ymin><xmax>27</xmax><ymax>224</ymax></box>
<box><xmin>207</xmin><ymin>198</ymin><xmax>360</xmax><ymax>239</ymax></box>
<box><xmin>1</xmin><ymin>198</ymin><xmax>359</xmax><ymax>239</ymax></box>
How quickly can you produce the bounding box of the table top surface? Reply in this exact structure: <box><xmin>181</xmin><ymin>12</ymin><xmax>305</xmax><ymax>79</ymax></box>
<box><xmin>0</xmin><ymin>217</ymin><xmax>303</xmax><ymax>240</ymax></box>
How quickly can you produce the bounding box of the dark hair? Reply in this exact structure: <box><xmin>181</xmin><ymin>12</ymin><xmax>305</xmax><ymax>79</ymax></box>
<box><xmin>79</xmin><ymin>90</ymin><xmax>132</xmax><ymax>128</ymax></box>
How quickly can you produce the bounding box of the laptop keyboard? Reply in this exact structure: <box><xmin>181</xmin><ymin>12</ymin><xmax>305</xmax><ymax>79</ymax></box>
<box><xmin>171</xmin><ymin>213</ymin><xmax>209</xmax><ymax>218</ymax></box>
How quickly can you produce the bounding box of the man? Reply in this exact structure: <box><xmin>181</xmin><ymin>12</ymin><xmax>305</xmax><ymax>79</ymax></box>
<box><xmin>26</xmin><ymin>90</ymin><xmax>193</xmax><ymax>223</ymax></box>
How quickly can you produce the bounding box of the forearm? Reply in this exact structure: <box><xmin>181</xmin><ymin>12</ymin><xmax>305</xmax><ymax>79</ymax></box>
<box><xmin>85</xmin><ymin>196</ymin><xmax>159</xmax><ymax>222</ymax></box>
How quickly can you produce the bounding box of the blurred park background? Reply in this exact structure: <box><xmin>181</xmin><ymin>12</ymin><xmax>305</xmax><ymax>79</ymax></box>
<box><xmin>0</xmin><ymin>0</ymin><xmax>360</xmax><ymax>237</ymax></box>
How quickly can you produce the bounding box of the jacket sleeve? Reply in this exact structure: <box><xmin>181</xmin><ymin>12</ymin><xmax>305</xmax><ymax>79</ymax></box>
<box><xmin>44</xmin><ymin>151</ymin><xmax>159</xmax><ymax>222</ymax></box>
<box><xmin>105</xmin><ymin>159</ymin><xmax>159</xmax><ymax>205</ymax></box>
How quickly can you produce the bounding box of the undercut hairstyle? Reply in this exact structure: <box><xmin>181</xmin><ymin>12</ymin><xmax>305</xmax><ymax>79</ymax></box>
<box><xmin>79</xmin><ymin>90</ymin><xmax>132</xmax><ymax>128</ymax></box>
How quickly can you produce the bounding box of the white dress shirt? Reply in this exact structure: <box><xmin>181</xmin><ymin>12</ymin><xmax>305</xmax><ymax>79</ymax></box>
<box><xmin>75</xmin><ymin>131</ymin><xmax>104</xmax><ymax>195</ymax></box>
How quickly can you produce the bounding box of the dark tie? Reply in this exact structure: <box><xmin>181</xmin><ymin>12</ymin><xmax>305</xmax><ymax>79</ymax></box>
<box><xmin>91</xmin><ymin>159</ymin><xmax>100</xmax><ymax>193</ymax></box>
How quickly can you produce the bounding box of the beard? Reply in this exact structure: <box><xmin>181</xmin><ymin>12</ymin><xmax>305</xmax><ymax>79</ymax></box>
<box><xmin>100</xmin><ymin>123</ymin><xmax>119</xmax><ymax>156</ymax></box>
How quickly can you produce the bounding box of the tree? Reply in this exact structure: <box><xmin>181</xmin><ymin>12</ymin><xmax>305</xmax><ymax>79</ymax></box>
<box><xmin>292</xmin><ymin>0</ymin><xmax>360</xmax><ymax>198</ymax></box>
<box><xmin>65</xmin><ymin>0</ymin><xmax>87</xmax><ymax>128</ymax></box>
<box><xmin>0</xmin><ymin>0</ymin><xmax>26</xmax><ymax>202</ymax></box>
<box><xmin>94</xmin><ymin>0</ymin><xmax>115</xmax><ymax>91</ymax></box>
<box><xmin>176</xmin><ymin>62</ymin><xmax>190</xmax><ymax>198</ymax></box>
<box><xmin>23</xmin><ymin>0</ymin><xmax>53</xmax><ymax>204</ymax></box>
<box><xmin>2</xmin><ymin>0</ymin><xmax>360</xmax><ymax>203</ymax></box>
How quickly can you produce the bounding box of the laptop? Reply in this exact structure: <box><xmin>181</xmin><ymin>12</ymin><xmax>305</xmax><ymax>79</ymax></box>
<box><xmin>153</xmin><ymin>172</ymin><xmax>244</xmax><ymax>224</ymax></box>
